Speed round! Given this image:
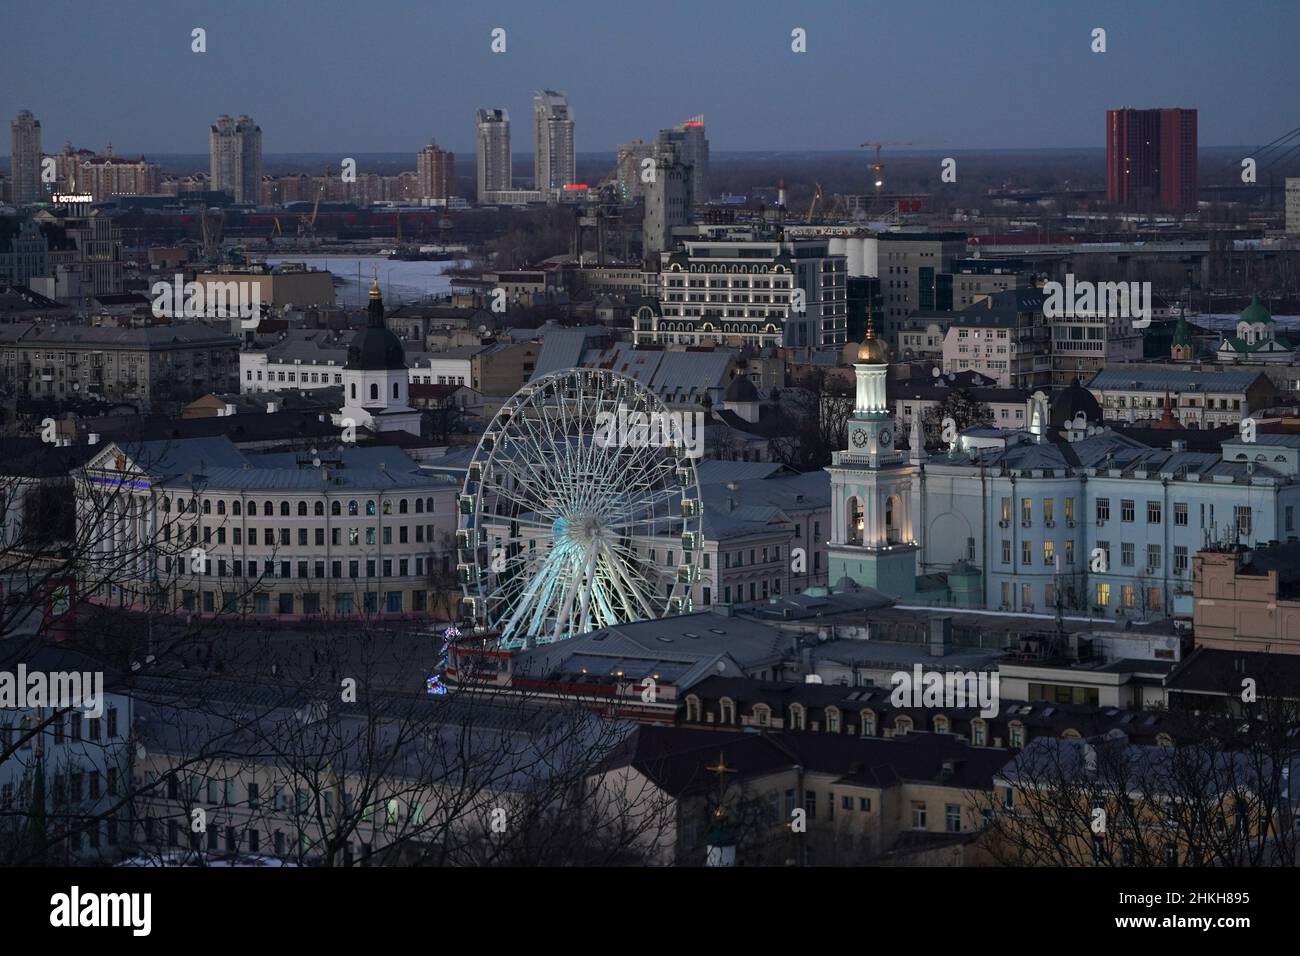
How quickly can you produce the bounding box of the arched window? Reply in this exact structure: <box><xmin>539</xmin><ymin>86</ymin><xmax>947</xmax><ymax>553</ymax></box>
<box><xmin>232</xmin><ymin>500</ymin><xmax>241</xmax><ymax>516</ymax></box>
<box><xmin>1008</xmin><ymin>721</ymin><xmax>1025</xmax><ymax>749</ymax></box>
<box><xmin>366</xmin><ymin>500</ymin><xmax>376</xmax><ymax>516</ymax></box>
<box><xmin>860</xmin><ymin>709</ymin><xmax>876</xmax><ymax>736</ymax></box>
<box><xmin>685</xmin><ymin>695</ymin><xmax>701</xmax><ymax>722</ymax></box>
<box><xmin>263</xmin><ymin>501</ymin><xmax>273</xmax><ymax>515</ymax></box>
<box><xmin>1155</xmin><ymin>733</ymin><xmax>1174</xmax><ymax>747</ymax></box>
<box><xmin>1061</xmin><ymin>728</ymin><xmax>1082</xmax><ymax>739</ymax></box>
<box><xmin>202</xmin><ymin>500</ymin><xmax>211</xmax><ymax>515</ymax></box>
<box><xmin>382</xmin><ymin>499</ymin><xmax>392</xmax><ymax>515</ymax></box>
<box><xmin>393</xmin><ymin>382</ymin><xmax>400</xmax><ymax>399</ymax></box>
<box><xmin>348</xmin><ymin>500</ymin><xmax>358</xmax><ymax>516</ymax></box>
<box><xmin>314</xmin><ymin>502</ymin><xmax>324</xmax><ymax>516</ymax></box>
<box><xmin>971</xmin><ymin>719</ymin><xmax>987</xmax><ymax>746</ymax></box>
<box><xmin>425</xmin><ymin>497</ymin><xmax>434</xmax><ymax>512</ymax></box>
<box><xmin>752</xmin><ymin>704</ymin><xmax>771</xmax><ymax>727</ymax></box>
<box><xmin>933</xmin><ymin>715</ymin><xmax>949</xmax><ymax>734</ymax></box>
<box><xmin>350</xmin><ymin>383</ymin><xmax>356</xmax><ymax>399</ymax></box>
<box><xmin>370</xmin><ymin>384</ymin><xmax>379</xmax><ymax>401</ymax></box>
<box><xmin>719</xmin><ymin>697</ymin><xmax>735</xmax><ymax>725</ymax></box>
<box><xmin>331</xmin><ymin>501</ymin><xmax>341</xmax><ymax>516</ymax></box>
<box><xmin>399</xmin><ymin>499</ymin><xmax>408</xmax><ymax>514</ymax></box>
<box><xmin>216</xmin><ymin>500</ymin><xmax>226</xmax><ymax>516</ymax></box>
<box><xmin>415</xmin><ymin>498</ymin><xmax>424</xmax><ymax>514</ymax></box>
<box><xmin>297</xmin><ymin>502</ymin><xmax>307</xmax><ymax>516</ymax></box>
<box><xmin>160</xmin><ymin>497</ymin><xmax>170</xmax><ymax>513</ymax></box>
<box><xmin>894</xmin><ymin>716</ymin><xmax>913</xmax><ymax>736</ymax></box>
<box><xmin>247</xmin><ymin>501</ymin><xmax>257</xmax><ymax>516</ymax></box>
<box><xmin>789</xmin><ymin>704</ymin><xmax>806</xmax><ymax>730</ymax></box>
<box><xmin>825</xmin><ymin>706</ymin><xmax>841</xmax><ymax>734</ymax></box>
<box><xmin>280</xmin><ymin>501</ymin><xmax>290</xmax><ymax>517</ymax></box>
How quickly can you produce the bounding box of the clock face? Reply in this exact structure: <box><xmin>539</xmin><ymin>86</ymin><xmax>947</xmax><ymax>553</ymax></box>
<box><xmin>879</xmin><ymin>429</ymin><xmax>893</xmax><ymax>448</ymax></box>
<box><xmin>851</xmin><ymin>429</ymin><xmax>868</xmax><ymax>448</ymax></box>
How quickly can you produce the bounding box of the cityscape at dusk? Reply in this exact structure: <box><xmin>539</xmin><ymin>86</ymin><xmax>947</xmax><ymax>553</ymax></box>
<box><xmin>2</xmin><ymin>0</ymin><xmax>1298</xmax><ymax>938</ymax></box>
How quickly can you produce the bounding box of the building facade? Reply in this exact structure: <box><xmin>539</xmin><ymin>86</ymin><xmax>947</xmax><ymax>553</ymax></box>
<box><xmin>475</xmin><ymin>108</ymin><xmax>511</xmax><ymax>200</ymax></box>
<box><xmin>532</xmin><ymin>91</ymin><xmax>575</xmax><ymax>201</ymax></box>
<box><xmin>75</xmin><ymin>436</ymin><xmax>458</xmax><ymax>620</ymax></box>
<box><xmin>416</xmin><ymin>141</ymin><xmax>454</xmax><ymax>202</ymax></box>
<box><xmin>9</xmin><ymin>110</ymin><xmax>42</xmax><ymax>205</ymax></box>
<box><xmin>1105</xmin><ymin>107</ymin><xmax>1198</xmax><ymax>212</ymax></box>
<box><xmin>0</xmin><ymin>323</ymin><xmax>240</xmax><ymax>402</ymax></box>
<box><xmin>641</xmin><ymin>233</ymin><xmax>847</xmax><ymax>349</ymax></box>
<box><xmin>209</xmin><ymin>115</ymin><xmax>262</xmax><ymax>204</ymax></box>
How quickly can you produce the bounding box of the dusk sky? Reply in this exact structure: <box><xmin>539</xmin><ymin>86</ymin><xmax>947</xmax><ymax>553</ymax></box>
<box><xmin>3</xmin><ymin>0</ymin><xmax>1297</xmax><ymax>155</ymax></box>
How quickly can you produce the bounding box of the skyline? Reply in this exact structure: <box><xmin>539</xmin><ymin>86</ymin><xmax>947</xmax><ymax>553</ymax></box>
<box><xmin>2</xmin><ymin>0</ymin><xmax>1297</xmax><ymax>155</ymax></box>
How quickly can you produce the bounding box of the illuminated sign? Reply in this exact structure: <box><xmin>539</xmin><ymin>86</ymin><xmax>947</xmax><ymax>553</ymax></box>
<box><xmin>52</xmin><ymin>193</ymin><xmax>93</xmax><ymax>203</ymax></box>
<box><xmin>563</xmin><ymin>184</ymin><xmax>589</xmax><ymax>190</ymax></box>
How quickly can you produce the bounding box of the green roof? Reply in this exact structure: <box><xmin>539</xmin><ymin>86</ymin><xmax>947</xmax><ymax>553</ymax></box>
<box><xmin>1172</xmin><ymin>308</ymin><xmax>1192</xmax><ymax>347</ymax></box>
<box><xmin>1240</xmin><ymin>294</ymin><xmax>1273</xmax><ymax>325</ymax></box>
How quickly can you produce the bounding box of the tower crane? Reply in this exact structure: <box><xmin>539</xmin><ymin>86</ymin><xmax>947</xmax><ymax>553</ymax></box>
<box><xmin>858</xmin><ymin>140</ymin><xmax>943</xmax><ymax>209</ymax></box>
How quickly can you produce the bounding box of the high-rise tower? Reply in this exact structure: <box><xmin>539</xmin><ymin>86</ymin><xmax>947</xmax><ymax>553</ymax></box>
<box><xmin>10</xmin><ymin>110</ymin><xmax>42</xmax><ymax>204</ymax></box>
<box><xmin>209</xmin><ymin>114</ymin><xmax>262</xmax><ymax>204</ymax></box>
<box><xmin>1106</xmin><ymin>108</ymin><xmax>1197</xmax><ymax>212</ymax></box>
<box><xmin>533</xmin><ymin>90</ymin><xmax>575</xmax><ymax>200</ymax></box>
<box><xmin>475</xmin><ymin>108</ymin><xmax>511</xmax><ymax>200</ymax></box>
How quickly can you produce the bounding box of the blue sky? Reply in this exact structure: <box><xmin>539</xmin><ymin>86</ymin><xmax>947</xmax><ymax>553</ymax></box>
<box><xmin>2</xmin><ymin>0</ymin><xmax>1296</xmax><ymax>154</ymax></box>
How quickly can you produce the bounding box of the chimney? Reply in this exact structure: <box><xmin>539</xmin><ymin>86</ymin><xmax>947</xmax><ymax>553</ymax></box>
<box><xmin>224</xmin><ymin>403</ymin><xmax>236</xmax><ymax>416</ymax></box>
<box><xmin>266</xmin><ymin>400</ymin><xmax>278</xmax><ymax>414</ymax></box>
<box><xmin>87</xmin><ymin>433</ymin><xmax>99</xmax><ymax>445</ymax></box>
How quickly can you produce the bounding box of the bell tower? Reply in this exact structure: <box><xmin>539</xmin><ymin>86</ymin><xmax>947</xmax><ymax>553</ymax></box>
<box><xmin>825</xmin><ymin>318</ymin><xmax>918</xmax><ymax>598</ymax></box>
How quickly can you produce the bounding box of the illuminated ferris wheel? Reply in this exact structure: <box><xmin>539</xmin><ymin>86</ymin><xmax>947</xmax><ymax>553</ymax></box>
<box><xmin>456</xmin><ymin>368</ymin><xmax>702</xmax><ymax>649</ymax></box>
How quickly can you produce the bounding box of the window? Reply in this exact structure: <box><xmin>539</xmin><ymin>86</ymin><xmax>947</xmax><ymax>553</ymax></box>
<box><xmin>1174</xmin><ymin>545</ymin><xmax>1189</xmax><ymax>574</ymax></box>
<box><xmin>945</xmin><ymin>804</ymin><xmax>961</xmax><ymax>833</ymax></box>
<box><xmin>911</xmin><ymin>801</ymin><xmax>927</xmax><ymax>829</ymax></box>
<box><xmin>860</xmin><ymin>710</ymin><xmax>875</xmax><ymax>736</ymax></box>
<box><xmin>1001</xmin><ymin>539</ymin><xmax>1011</xmax><ymax>564</ymax></box>
<box><xmin>1042</xmin><ymin>540</ymin><xmax>1054</xmax><ymax>566</ymax></box>
<box><xmin>1146</xmin><ymin>544</ymin><xmax>1161</xmax><ymax>571</ymax></box>
<box><xmin>1174</xmin><ymin>502</ymin><xmax>1188</xmax><ymax>526</ymax></box>
<box><xmin>1096</xmin><ymin>498</ymin><xmax>1109</xmax><ymax>522</ymax></box>
<box><xmin>1121</xmin><ymin>542</ymin><xmax>1135</xmax><ymax>567</ymax></box>
<box><xmin>1095</xmin><ymin>583</ymin><xmax>1110</xmax><ymax>608</ymax></box>
<box><xmin>1021</xmin><ymin>540</ymin><xmax>1032</xmax><ymax>566</ymax></box>
<box><xmin>1121</xmin><ymin>499</ymin><xmax>1135</xmax><ymax>522</ymax></box>
<box><xmin>1021</xmin><ymin>498</ymin><xmax>1032</xmax><ymax>524</ymax></box>
<box><xmin>1235</xmin><ymin>506</ymin><xmax>1252</xmax><ymax>537</ymax></box>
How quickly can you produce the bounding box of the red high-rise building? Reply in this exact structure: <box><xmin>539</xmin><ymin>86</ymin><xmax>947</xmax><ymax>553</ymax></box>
<box><xmin>1106</xmin><ymin>108</ymin><xmax>1198</xmax><ymax>212</ymax></box>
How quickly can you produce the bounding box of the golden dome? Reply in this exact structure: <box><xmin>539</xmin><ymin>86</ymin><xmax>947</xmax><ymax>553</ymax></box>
<box><xmin>368</xmin><ymin>278</ymin><xmax>382</xmax><ymax>300</ymax></box>
<box><xmin>857</xmin><ymin>332</ymin><xmax>889</xmax><ymax>364</ymax></box>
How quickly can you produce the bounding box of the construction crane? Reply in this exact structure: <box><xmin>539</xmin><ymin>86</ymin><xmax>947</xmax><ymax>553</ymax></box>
<box><xmin>859</xmin><ymin>140</ymin><xmax>942</xmax><ymax>208</ymax></box>
<box><xmin>297</xmin><ymin>175</ymin><xmax>325</xmax><ymax>239</ymax></box>
<box><xmin>806</xmin><ymin>181</ymin><xmax>823</xmax><ymax>224</ymax></box>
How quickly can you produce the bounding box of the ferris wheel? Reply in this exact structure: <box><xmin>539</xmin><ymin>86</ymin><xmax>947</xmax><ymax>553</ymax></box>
<box><xmin>456</xmin><ymin>368</ymin><xmax>703</xmax><ymax>649</ymax></box>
